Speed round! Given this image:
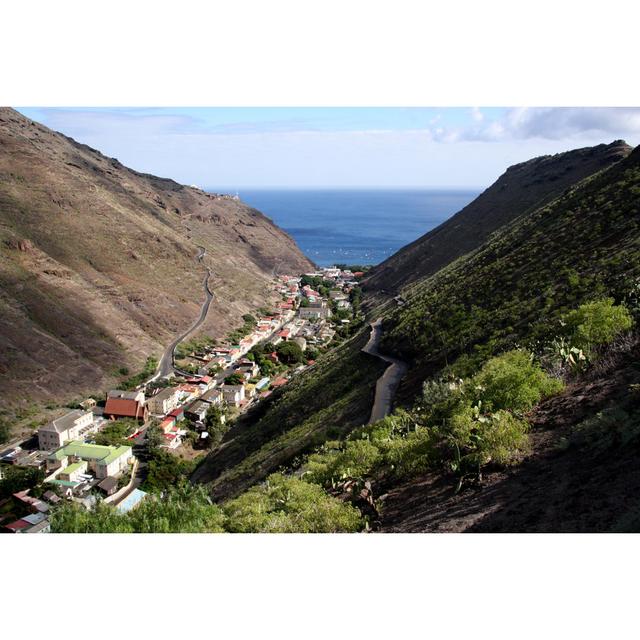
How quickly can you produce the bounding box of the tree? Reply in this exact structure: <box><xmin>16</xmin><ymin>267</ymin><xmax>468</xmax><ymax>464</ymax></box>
<box><xmin>204</xmin><ymin>405</ymin><xmax>229</xmax><ymax>448</ymax></box>
<box><xmin>224</xmin><ymin>372</ymin><xmax>245</xmax><ymax>386</ymax></box>
<box><xmin>305</xmin><ymin>347</ymin><xmax>320</xmax><ymax>361</ymax></box>
<box><xmin>276</xmin><ymin>341</ymin><xmax>304</xmax><ymax>365</ymax></box>
<box><xmin>145</xmin><ymin>422</ymin><xmax>165</xmax><ymax>453</ymax></box>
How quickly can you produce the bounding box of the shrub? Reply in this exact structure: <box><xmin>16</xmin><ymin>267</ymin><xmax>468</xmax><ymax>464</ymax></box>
<box><xmin>381</xmin><ymin>427</ymin><xmax>437</xmax><ymax>480</ymax></box>
<box><xmin>304</xmin><ymin>439</ymin><xmax>381</xmax><ymax>487</ymax></box>
<box><xmin>223</xmin><ymin>473</ymin><xmax>363</xmax><ymax>533</ymax></box>
<box><xmin>564</xmin><ymin>298</ymin><xmax>633</xmax><ymax>354</ymax></box>
<box><xmin>469</xmin><ymin>350</ymin><xmax>563</xmax><ymax>413</ymax></box>
<box><xmin>51</xmin><ymin>482</ymin><xmax>226</xmax><ymax>533</ymax></box>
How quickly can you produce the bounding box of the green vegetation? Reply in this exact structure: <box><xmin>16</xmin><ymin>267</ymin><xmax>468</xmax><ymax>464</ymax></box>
<box><xmin>93</xmin><ymin>418</ymin><xmax>137</xmax><ymax>446</ymax></box>
<box><xmin>381</xmin><ymin>152</ymin><xmax>640</xmax><ymax>393</ymax></box>
<box><xmin>299</xmin><ymin>349</ymin><xmax>561</xmax><ymax>492</ymax></box>
<box><xmin>120</xmin><ymin>357</ymin><xmax>158</xmax><ymax>390</ymax></box>
<box><xmin>223</xmin><ymin>474</ymin><xmax>363</xmax><ymax>533</ymax></box>
<box><xmin>194</xmin><ymin>331</ymin><xmax>388</xmax><ymax>501</ymax></box>
<box><xmin>51</xmin><ymin>482</ymin><xmax>227</xmax><ymax>533</ymax></box>
<box><xmin>468</xmin><ymin>350</ymin><xmax>564</xmax><ymax>413</ymax></box>
<box><xmin>143</xmin><ymin>449</ymin><xmax>201</xmax><ymax>494</ymax></box>
<box><xmin>0</xmin><ymin>416</ymin><xmax>10</xmax><ymax>444</ymax></box>
<box><xmin>275</xmin><ymin>341</ymin><xmax>305</xmax><ymax>364</ymax></box>
<box><xmin>203</xmin><ymin>405</ymin><xmax>229</xmax><ymax>448</ymax></box>
<box><xmin>224</xmin><ymin>372</ymin><xmax>245</xmax><ymax>386</ymax></box>
<box><xmin>0</xmin><ymin>465</ymin><xmax>45</xmax><ymax>500</ymax></box>
<box><xmin>227</xmin><ymin>314</ymin><xmax>257</xmax><ymax>343</ymax></box>
<box><xmin>564</xmin><ymin>298</ymin><xmax>634</xmax><ymax>355</ymax></box>
<box><xmin>175</xmin><ymin>335</ymin><xmax>217</xmax><ymax>359</ymax></box>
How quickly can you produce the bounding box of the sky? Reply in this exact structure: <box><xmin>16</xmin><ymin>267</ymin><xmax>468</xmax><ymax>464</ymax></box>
<box><xmin>16</xmin><ymin>107</ymin><xmax>640</xmax><ymax>190</ymax></box>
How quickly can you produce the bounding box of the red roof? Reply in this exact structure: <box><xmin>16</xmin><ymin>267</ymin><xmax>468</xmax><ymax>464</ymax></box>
<box><xmin>104</xmin><ymin>397</ymin><xmax>145</xmax><ymax>419</ymax></box>
<box><xmin>168</xmin><ymin>407</ymin><xmax>184</xmax><ymax>418</ymax></box>
<box><xmin>271</xmin><ymin>377</ymin><xmax>288</xmax><ymax>387</ymax></box>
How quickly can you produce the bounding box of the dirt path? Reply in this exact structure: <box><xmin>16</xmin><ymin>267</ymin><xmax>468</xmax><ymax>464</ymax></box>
<box><xmin>362</xmin><ymin>318</ymin><xmax>408</xmax><ymax>424</ymax></box>
<box><xmin>149</xmin><ymin>246</ymin><xmax>214</xmax><ymax>381</ymax></box>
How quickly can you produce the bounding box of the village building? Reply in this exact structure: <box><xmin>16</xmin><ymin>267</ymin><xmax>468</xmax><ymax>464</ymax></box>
<box><xmin>255</xmin><ymin>377</ymin><xmax>271</xmax><ymax>392</ymax></box>
<box><xmin>200</xmin><ymin>388</ymin><xmax>222</xmax><ymax>406</ymax></box>
<box><xmin>299</xmin><ymin>301</ymin><xmax>331</xmax><ymax>320</ymax></box>
<box><xmin>97</xmin><ymin>476</ymin><xmax>119</xmax><ymax>497</ymax></box>
<box><xmin>46</xmin><ymin>441</ymin><xmax>133</xmax><ymax>481</ymax></box>
<box><xmin>38</xmin><ymin>409</ymin><xmax>95</xmax><ymax>451</ymax></box>
<box><xmin>222</xmin><ymin>384</ymin><xmax>245</xmax><ymax>407</ymax></box>
<box><xmin>184</xmin><ymin>400</ymin><xmax>209</xmax><ymax>423</ymax></box>
<box><xmin>104</xmin><ymin>390</ymin><xmax>148</xmax><ymax>423</ymax></box>
<box><xmin>147</xmin><ymin>386</ymin><xmax>181</xmax><ymax>416</ymax></box>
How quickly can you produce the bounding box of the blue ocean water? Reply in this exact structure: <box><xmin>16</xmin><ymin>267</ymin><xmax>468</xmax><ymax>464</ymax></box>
<box><xmin>216</xmin><ymin>189</ymin><xmax>480</xmax><ymax>267</ymax></box>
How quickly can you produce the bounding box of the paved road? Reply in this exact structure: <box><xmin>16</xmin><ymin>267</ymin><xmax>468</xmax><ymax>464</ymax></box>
<box><xmin>149</xmin><ymin>246</ymin><xmax>214</xmax><ymax>381</ymax></box>
<box><xmin>362</xmin><ymin>318</ymin><xmax>408</xmax><ymax>424</ymax></box>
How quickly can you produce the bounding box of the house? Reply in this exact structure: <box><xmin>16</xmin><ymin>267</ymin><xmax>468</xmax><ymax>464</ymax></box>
<box><xmin>42</xmin><ymin>490</ymin><xmax>62</xmax><ymax>505</ymax></box>
<box><xmin>265</xmin><ymin>352</ymin><xmax>279</xmax><ymax>364</ymax></box>
<box><xmin>255</xmin><ymin>377</ymin><xmax>271</xmax><ymax>392</ymax></box>
<box><xmin>58</xmin><ymin>460</ymin><xmax>88</xmax><ymax>483</ymax></box>
<box><xmin>222</xmin><ymin>384</ymin><xmax>245</xmax><ymax>407</ymax></box>
<box><xmin>160</xmin><ymin>416</ymin><xmax>176</xmax><ymax>433</ymax></box>
<box><xmin>3</xmin><ymin>512</ymin><xmax>50</xmax><ymax>534</ymax></box>
<box><xmin>200</xmin><ymin>388</ymin><xmax>222</xmax><ymax>406</ymax></box>
<box><xmin>79</xmin><ymin>398</ymin><xmax>97</xmax><ymax>411</ymax></box>
<box><xmin>337</xmin><ymin>299</ymin><xmax>352</xmax><ymax>310</ymax></box>
<box><xmin>277</xmin><ymin>328</ymin><xmax>291</xmax><ymax>340</ymax></box>
<box><xmin>47</xmin><ymin>441</ymin><xmax>133</xmax><ymax>480</ymax></box>
<box><xmin>271</xmin><ymin>377</ymin><xmax>288</xmax><ymax>389</ymax></box>
<box><xmin>38</xmin><ymin>409</ymin><xmax>95</xmax><ymax>451</ymax></box>
<box><xmin>168</xmin><ymin>407</ymin><xmax>185</xmax><ymax>422</ymax></box>
<box><xmin>184</xmin><ymin>400</ymin><xmax>209</xmax><ymax>422</ymax></box>
<box><xmin>299</xmin><ymin>301</ymin><xmax>331</xmax><ymax>320</ymax></box>
<box><xmin>97</xmin><ymin>476</ymin><xmax>119</xmax><ymax>496</ymax></box>
<box><xmin>147</xmin><ymin>387</ymin><xmax>180</xmax><ymax>416</ymax></box>
<box><xmin>13</xmin><ymin>490</ymin><xmax>49</xmax><ymax>514</ymax></box>
<box><xmin>104</xmin><ymin>390</ymin><xmax>148</xmax><ymax>423</ymax></box>
<box><xmin>176</xmin><ymin>384</ymin><xmax>199</xmax><ymax>403</ymax></box>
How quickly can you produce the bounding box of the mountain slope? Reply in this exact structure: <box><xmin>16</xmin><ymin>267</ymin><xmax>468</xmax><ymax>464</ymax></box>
<box><xmin>381</xmin><ymin>143</ymin><xmax>640</xmax><ymax>399</ymax></box>
<box><xmin>195</xmin><ymin>141</ymin><xmax>639</xmax><ymax>506</ymax></box>
<box><xmin>363</xmin><ymin>140</ymin><xmax>632</xmax><ymax>297</ymax></box>
<box><xmin>0</xmin><ymin>107</ymin><xmax>313</xmax><ymax>407</ymax></box>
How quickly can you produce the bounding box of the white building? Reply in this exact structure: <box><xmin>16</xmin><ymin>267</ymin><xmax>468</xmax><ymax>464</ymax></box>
<box><xmin>38</xmin><ymin>410</ymin><xmax>94</xmax><ymax>451</ymax></box>
<box><xmin>222</xmin><ymin>385</ymin><xmax>245</xmax><ymax>407</ymax></box>
<box><xmin>147</xmin><ymin>387</ymin><xmax>181</xmax><ymax>416</ymax></box>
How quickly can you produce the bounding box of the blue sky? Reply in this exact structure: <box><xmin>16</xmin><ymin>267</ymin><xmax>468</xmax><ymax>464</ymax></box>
<box><xmin>16</xmin><ymin>107</ymin><xmax>640</xmax><ymax>189</ymax></box>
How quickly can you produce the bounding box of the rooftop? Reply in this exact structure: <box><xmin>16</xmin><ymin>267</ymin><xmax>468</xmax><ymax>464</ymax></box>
<box><xmin>49</xmin><ymin>441</ymin><xmax>131</xmax><ymax>465</ymax></box>
<box><xmin>41</xmin><ymin>409</ymin><xmax>92</xmax><ymax>434</ymax></box>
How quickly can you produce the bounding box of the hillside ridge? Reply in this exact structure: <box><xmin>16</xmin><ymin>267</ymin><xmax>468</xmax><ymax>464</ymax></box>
<box><xmin>0</xmin><ymin>107</ymin><xmax>313</xmax><ymax>408</ymax></box>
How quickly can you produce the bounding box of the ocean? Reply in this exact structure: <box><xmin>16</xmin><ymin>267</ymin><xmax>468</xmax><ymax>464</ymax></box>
<box><xmin>217</xmin><ymin>189</ymin><xmax>480</xmax><ymax>267</ymax></box>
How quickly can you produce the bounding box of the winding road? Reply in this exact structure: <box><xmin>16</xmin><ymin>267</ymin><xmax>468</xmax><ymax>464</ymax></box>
<box><xmin>149</xmin><ymin>246</ymin><xmax>214</xmax><ymax>381</ymax></box>
<box><xmin>362</xmin><ymin>318</ymin><xmax>408</xmax><ymax>424</ymax></box>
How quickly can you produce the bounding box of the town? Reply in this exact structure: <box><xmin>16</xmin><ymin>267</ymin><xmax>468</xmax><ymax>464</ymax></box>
<box><xmin>0</xmin><ymin>265</ymin><xmax>366</xmax><ymax>532</ymax></box>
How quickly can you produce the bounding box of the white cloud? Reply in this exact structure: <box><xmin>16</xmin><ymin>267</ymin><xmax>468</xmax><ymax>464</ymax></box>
<box><xmin>429</xmin><ymin>107</ymin><xmax>640</xmax><ymax>143</ymax></box>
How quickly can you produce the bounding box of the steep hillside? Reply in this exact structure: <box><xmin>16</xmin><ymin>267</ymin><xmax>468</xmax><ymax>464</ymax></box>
<box><xmin>195</xmin><ymin>141</ymin><xmax>639</xmax><ymax>507</ymax></box>
<box><xmin>381</xmin><ymin>143</ymin><xmax>640</xmax><ymax>401</ymax></box>
<box><xmin>192</xmin><ymin>329</ymin><xmax>388</xmax><ymax>500</ymax></box>
<box><xmin>363</xmin><ymin>140</ymin><xmax>632</xmax><ymax>297</ymax></box>
<box><xmin>0</xmin><ymin>107</ymin><xmax>313</xmax><ymax>407</ymax></box>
